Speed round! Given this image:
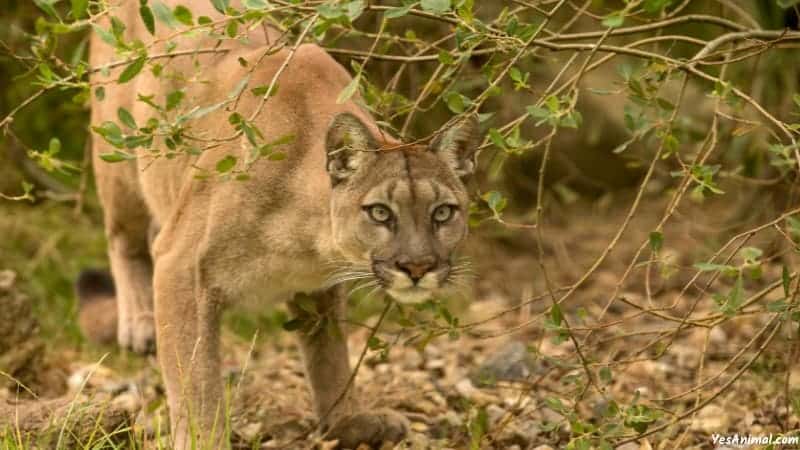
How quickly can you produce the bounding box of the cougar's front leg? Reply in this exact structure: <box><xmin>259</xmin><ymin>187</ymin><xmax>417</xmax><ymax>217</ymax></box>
<box><xmin>153</xmin><ymin>249</ymin><xmax>225</xmax><ymax>450</ymax></box>
<box><xmin>290</xmin><ymin>289</ymin><xmax>408</xmax><ymax>448</ymax></box>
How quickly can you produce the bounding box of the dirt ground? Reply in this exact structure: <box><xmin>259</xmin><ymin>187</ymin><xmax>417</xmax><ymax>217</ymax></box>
<box><xmin>2</xmin><ymin>190</ymin><xmax>799</xmax><ymax>449</ymax></box>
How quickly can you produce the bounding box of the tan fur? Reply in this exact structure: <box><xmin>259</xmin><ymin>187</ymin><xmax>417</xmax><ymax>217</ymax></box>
<box><xmin>89</xmin><ymin>2</ymin><xmax>480</xmax><ymax>448</ymax></box>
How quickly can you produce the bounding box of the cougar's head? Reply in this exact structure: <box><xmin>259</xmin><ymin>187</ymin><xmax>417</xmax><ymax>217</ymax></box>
<box><xmin>325</xmin><ymin>112</ymin><xmax>480</xmax><ymax>304</ymax></box>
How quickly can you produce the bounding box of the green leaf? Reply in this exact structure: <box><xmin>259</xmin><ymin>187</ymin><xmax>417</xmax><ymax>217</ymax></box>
<box><xmin>777</xmin><ymin>0</ymin><xmax>800</xmax><ymax>7</ymax></box>
<box><xmin>550</xmin><ymin>303</ymin><xmax>563</xmax><ymax>326</ymax></box>
<box><xmin>95</xmin><ymin>86</ymin><xmax>105</xmax><ymax>101</ymax></box>
<box><xmin>444</xmin><ymin>91</ymin><xmax>469</xmax><ymax>114</ymax></box>
<box><xmin>151</xmin><ymin>0</ymin><xmax>179</xmax><ymax>28</ymax></box>
<box><xmin>726</xmin><ymin>274</ymin><xmax>744</xmax><ymax>316</ymax></box>
<box><xmin>92</xmin><ymin>121</ymin><xmax>125</xmax><ymax>148</ymax></box>
<box><xmin>99</xmin><ymin>151</ymin><xmax>136</xmax><ymax>162</ymax></box>
<box><xmin>173</xmin><ymin>5</ymin><xmax>193</xmax><ymax>25</ymax></box>
<box><xmin>282</xmin><ymin>318</ymin><xmax>304</xmax><ymax>331</ymax></box>
<box><xmin>421</xmin><ymin>0</ymin><xmax>451</xmax><ymax>13</ymax></box>
<box><xmin>92</xmin><ymin>24</ymin><xmax>116</xmax><ymax>46</ymax></box>
<box><xmin>336</xmin><ymin>75</ymin><xmax>360</xmax><ymax>104</ymax></box>
<box><xmin>694</xmin><ymin>262</ymin><xmax>729</xmax><ymax>272</ymax></box>
<box><xmin>317</xmin><ymin>3</ymin><xmax>343</xmax><ymax>19</ymax></box>
<box><xmin>602</xmin><ymin>12</ymin><xmax>624</xmax><ymax>28</ymax></box>
<box><xmin>345</xmin><ymin>0</ymin><xmax>365</xmax><ymax>21</ymax></box>
<box><xmin>71</xmin><ymin>0</ymin><xmax>88</xmax><ymax>19</ymax></box>
<box><xmin>140</xmin><ymin>5</ymin><xmax>156</xmax><ymax>34</ymax></box>
<box><xmin>166</xmin><ymin>90</ymin><xmax>185</xmax><ymax>110</ymax></box>
<box><xmin>270</xmin><ymin>133</ymin><xmax>295</xmax><ymax>147</ymax></box>
<box><xmin>251</xmin><ymin>84</ymin><xmax>279</xmax><ymax>97</ymax></box>
<box><xmin>211</xmin><ymin>0</ymin><xmax>230</xmax><ymax>14</ymax></box>
<box><xmin>226</xmin><ymin>75</ymin><xmax>250</xmax><ymax>100</ymax></box>
<box><xmin>649</xmin><ymin>231</ymin><xmax>663</xmax><ymax>253</ymax></box>
<box><xmin>482</xmin><ymin>190</ymin><xmax>507</xmax><ymax>215</ymax></box>
<box><xmin>643</xmin><ymin>0</ymin><xmax>673</xmax><ymax>14</ymax></box>
<box><xmin>117</xmin><ymin>107</ymin><xmax>137</xmax><ymax>129</ymax></box>
<box><xmin>599</xmin><ymin>366</ymin><xmax>612</xmax><ymax>384</ymax></box>
<box><xmin>243</xmin><ymin>0</ymin><xmax>269</xmax><ymax>9</ymax></box>
<box><xmin>384</xmin><ymin>4</ymin><xmax>412</xmax><ymax>18</ymax></box>
<box><xmin>225</xmin><ymin>20</ymin><xmax>238</xmax><ymax>37</ymax></box>
<box><xmin>48</xmin><ymin>137</ymin><xmax>61</xmax><ymax>154</ymax></box>
<box><xmin>739</xmin><ymin>246</ymin><xmax>763</xmax><ymax>263</ymax></box>
<box><xmin>34</xmin><ymin>0</ymin><xmax>59</xmax><ymax>19</ymax></box>
<box><xmin>783</xmin><ymin>265</ymin><xmax>791</xmax><ymax>297</ymax></box>
<box><xmin>118</xmin><ymin>56</ymin><xmax>146</xmax><ymax>83</ymax></box>
<box><xmin>526</xmin><ymin>105</ymin><xmax>549</xmax><ymax>119</ymax></box>
<box><xmin>216</xmin><ymin>155</ymin><xmax>237</xmax><ymax>173</ymax></box>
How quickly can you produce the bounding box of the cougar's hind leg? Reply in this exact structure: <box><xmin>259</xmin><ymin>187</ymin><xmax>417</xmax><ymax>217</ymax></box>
<box><xmin>93</xmin><ymin>158</ymin><xmax>156</xmax><ymax>354</ymax></box>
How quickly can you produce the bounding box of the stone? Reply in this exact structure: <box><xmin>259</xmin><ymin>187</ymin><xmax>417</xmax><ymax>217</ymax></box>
<box><xmin>486</xmin><ymin>404</ymin><xmax>507</xmax><ymax>425</ymax></box>
<box><xmin>690</xmin><ymin>405</ymin><xmax>730</xmax><ymax>433</ymax></box>
<box><xmin>469</xmin><ymin>341</ymin><xmax>534</xmax><ymax>387</ymax></box>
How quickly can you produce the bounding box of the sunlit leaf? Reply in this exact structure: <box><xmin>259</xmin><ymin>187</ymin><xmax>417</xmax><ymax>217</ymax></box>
<box><xmin>216</xmin><ymin>155</ymin><xmax>237</xmax><ymax>173</ymax></box>
<box><xmin>118</xmin><ymin>56</ymin><xmax>146</xmax><ymax>83</ymax></box>
<box><xmin>173</xmin><ymin>5</ymin><xmax>193</xmax><ymax>25</ymax></box>
<box><xmin>421</xmin><ymin>0</ymin><xmax>451</xmax><ymax>13</ymax></box>
<box><xmin>117</xmin><ymin>107</ymin><xmax>137</xmax><ymax>129</ymax></box>
<box><xmin>140</xmin><ymin>5</ymin><xmax>156</xmax><ymax>34</ymax></box>
<box><xmin>336</xmin><ymin>75</ymin><xmax>360</xmax><ymax>104</ymax></box>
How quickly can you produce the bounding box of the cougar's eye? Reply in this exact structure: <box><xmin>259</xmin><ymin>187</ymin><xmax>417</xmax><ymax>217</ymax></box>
<box><xmin>432</xmin><ymin>204</ymin><xmax>454</xmax><ymax>223</ymax></box>
<box><xmin>366</xmin><ymin>204</ymin><xmax>392</xmax><ymax>223</ymax></box>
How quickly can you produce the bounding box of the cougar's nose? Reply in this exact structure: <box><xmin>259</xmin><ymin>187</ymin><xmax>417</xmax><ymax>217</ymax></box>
<box><xmin>396</xmin><ymin>257</ymin><xmax>436</xmax><ymax>283</ymax></box>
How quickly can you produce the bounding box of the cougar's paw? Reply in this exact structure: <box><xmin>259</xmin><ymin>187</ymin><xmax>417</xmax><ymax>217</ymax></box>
<box><xmin>118</xmin><ymin>313</ymin><xmax>156</xmax><ymax>354</ymax></box>
<box><xmin>327</xmin><ymin>409</ymin><xmax>409</xmax><ymax>449</ymax></box>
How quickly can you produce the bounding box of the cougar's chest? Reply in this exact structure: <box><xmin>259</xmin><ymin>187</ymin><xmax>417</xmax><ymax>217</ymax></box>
<box><xmin>217</xmin><ymin>250</ymin><xmax>330</xmax><ymax>306</ymax></box>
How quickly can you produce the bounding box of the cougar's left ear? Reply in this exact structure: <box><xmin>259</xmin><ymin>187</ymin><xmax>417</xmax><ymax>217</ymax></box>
<box><xmin>326</xmin><ymin>112</ymin><xmax>377</xmax><ymax>185</ymax></box>
<box><xmin>429</xmin><ymin>114</ymin><xmax>481</xmax><ymax>178</ymax></box>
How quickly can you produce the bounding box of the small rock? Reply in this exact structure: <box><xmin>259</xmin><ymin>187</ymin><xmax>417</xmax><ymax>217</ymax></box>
<box><xmin>0</xmin><ymin>270</ymin><xmax>16</xmax><ymax>290</ymax></box>
<box><xmin>410</xmin><ymin>421</ymin><xmax>428</xmax><ymax>432</ymax></box>
<box><xmin>437</xmin><ymin>411</ymin><xmax>463</xmax><ymax>428</ymax></box>
<box><xmin>425</xmin><ymin>359</ymin><xmax>446</xmax><ymax>370</ymax></box>
<box><xmin>532</xmin><ymin>446</ymin><xmax>554</xmax><ymax>450</ymax></box>
<box><xmin>237</xmin><ymin>422</ymin><xmax>263</xmax><ymax>441</ymax></box>
<box><xmin>498</xmin><ymin>419</ymin><xmax>539</xmax><ymax>447</ymax></box>
<box><xmin>615</xmin><ymin>443</ymin><xmax>639</xmax><ymax>450</ymax></box>
<box><xmin>455</xmin><ymin>378</ymin><xmax>476</xmax><ymax>397</ymax></box>
<box><xmin>540</xmin><ymin>407</ymin><xmax>563</xmax><ymax>423</ymax></box>
<box><xmin>709</xmin><ymin>326</ymin><xmax>728</xmax><ymax>345</ymax></box>
<box><xmin>486</xmin><ymin>404</ymin><xmax>507</xmax><ymax>425</ymax></box>
<box><xmin>690</xmin><ymin>404</ymin><xmax>729</xmax><ymax>433</ymax></box>
<box><xmin>453</xmin><ymin>378</ymin><xmax>497</xmax><ymax>404</ymax></box>
<box><xmin>111</xmin><ymin>391</ymin><xmax>141</xmax><ymax>413</ymax></box>
<box><xmin>469</xmin><ymin>341</ymin><xmax>533</xmax><ymax>386</ymax></box>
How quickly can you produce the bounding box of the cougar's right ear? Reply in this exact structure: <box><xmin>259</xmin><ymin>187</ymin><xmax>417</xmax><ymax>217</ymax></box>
<box><xmin>325</xmin><ymin>112</ymin><xmax>376</xmax><ymax>185</ymax></box>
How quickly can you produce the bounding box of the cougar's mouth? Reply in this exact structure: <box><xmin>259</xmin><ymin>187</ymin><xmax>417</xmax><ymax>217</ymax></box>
<box><xmin>322</xmin><ymin>257</ymin><xmax>472</xmax><ymax>303</ymax></box>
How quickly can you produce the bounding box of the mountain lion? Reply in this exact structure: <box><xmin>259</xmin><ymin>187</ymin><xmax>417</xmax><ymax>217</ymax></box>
<box><xmin>87</xmin><ymin>1</ymin><xmax>480</xmax><ymax>448</ymax></box>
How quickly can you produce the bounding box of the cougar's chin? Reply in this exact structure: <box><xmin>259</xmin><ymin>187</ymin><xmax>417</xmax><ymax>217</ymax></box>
<box><xmin>386</xmin><ymin>286</ymin><xmax>434</xmax><ymax>304</ymax></box>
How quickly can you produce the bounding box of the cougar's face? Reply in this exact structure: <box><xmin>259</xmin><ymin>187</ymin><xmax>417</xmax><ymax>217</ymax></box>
<box><xmin>325</xmin><ymin>113</ymin><xmax>480</xmax><ymax>304</ymax></box>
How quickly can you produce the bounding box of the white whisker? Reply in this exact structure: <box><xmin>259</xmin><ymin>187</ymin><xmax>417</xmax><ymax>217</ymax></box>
<box><xmin>347</xmin><ymin>280</ymin><xmax>379</xmax><ymax>297</ymax></box>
